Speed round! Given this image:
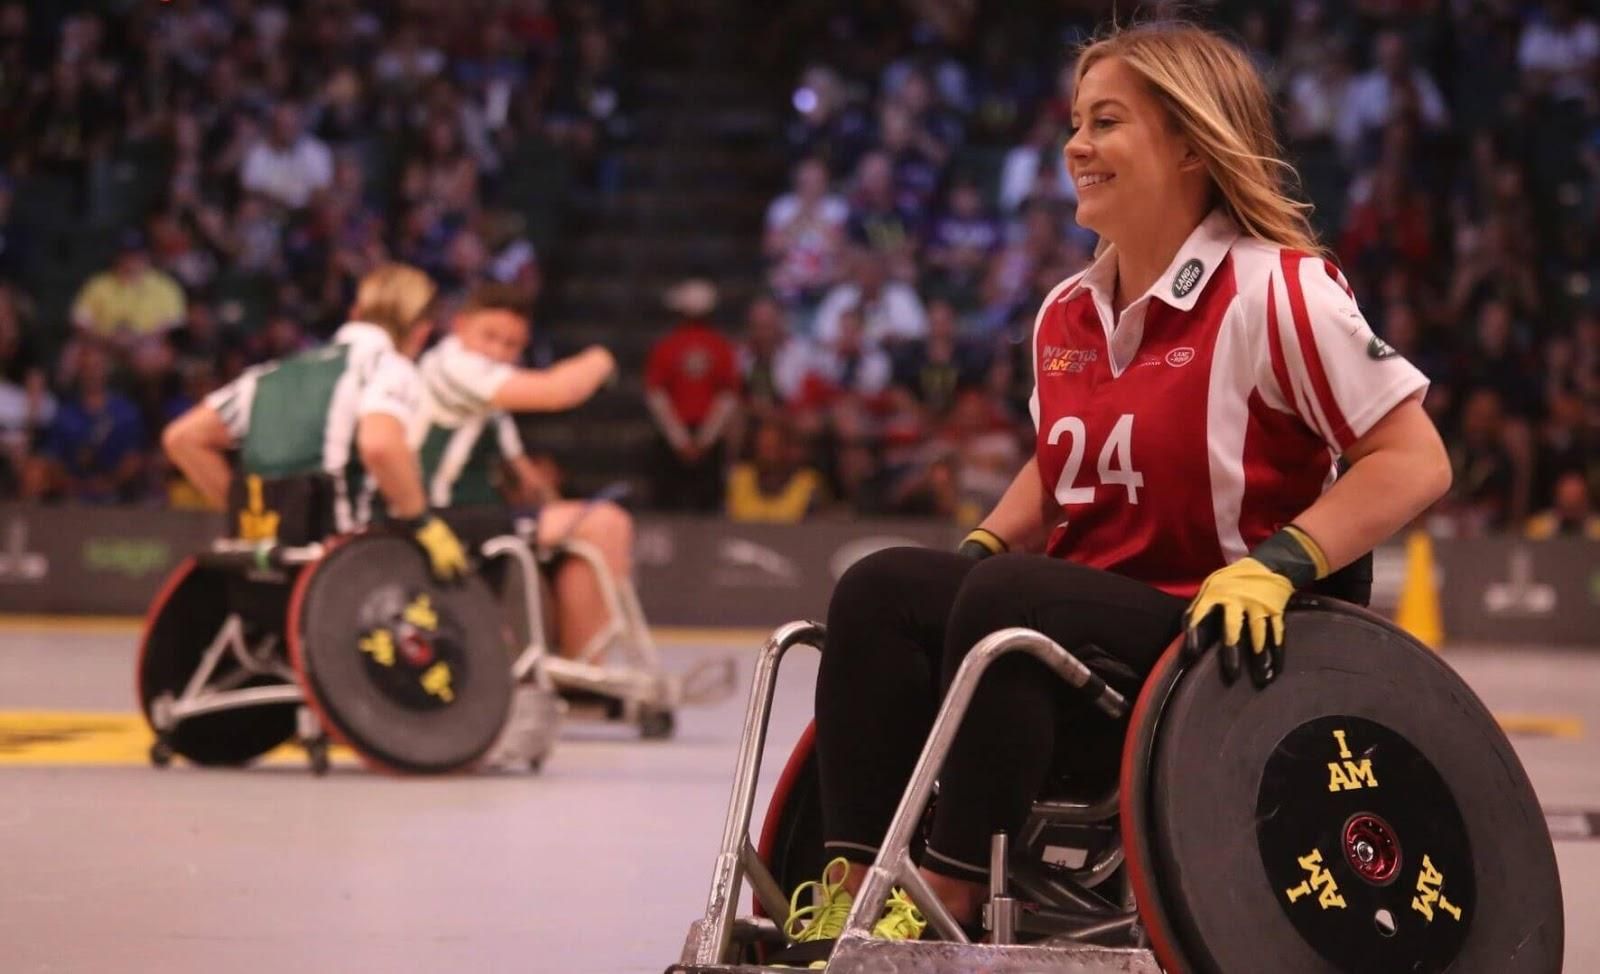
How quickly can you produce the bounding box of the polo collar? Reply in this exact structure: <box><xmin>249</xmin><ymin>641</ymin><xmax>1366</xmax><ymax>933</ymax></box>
<box><xmin>333</xmin><ymin>321</ymin><xmax>398</xmax><ymax>350</ymax></box>
<box><xmin>1061</xmin><ymin>208</ymin><xmax>1241</xmax><ymax>313</ymax></box>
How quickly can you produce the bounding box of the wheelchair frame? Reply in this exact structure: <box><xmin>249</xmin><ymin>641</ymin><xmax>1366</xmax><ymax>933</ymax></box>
<box><xmin>502</xmin><ymin>516</ymin><xmax>735</xmax><ymax>739</ymax></box>
<box><xmin>146</xmin><ymin>534</ymin><xmax>558</xmax><ymax>774</ymax></box>
<box><xmin>677</xmin><ymin>620</ymin><xmax>1162</xmax><ymax>974</ymax></box>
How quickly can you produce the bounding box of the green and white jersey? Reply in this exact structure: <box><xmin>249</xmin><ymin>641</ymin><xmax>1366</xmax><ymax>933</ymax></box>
<box><xmin>416</xmin><ymin>335</ymin><xmax>525</xmax><ymax>508</ymax></box>
<box><xmin>205</xmin><ymin>321</ymin><xmax>423</xmax><ymax>530</ymax></box>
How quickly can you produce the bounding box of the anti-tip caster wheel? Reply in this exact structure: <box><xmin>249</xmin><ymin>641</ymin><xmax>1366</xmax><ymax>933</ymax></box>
<box><xmin>639</xmin><ymin>708</ymin><xmax>676</xmax><ymax>741</ymax></box>
<box><xmin>149</xmin><ymin>738</ymin><xmax>175</xmax><ymax>768</ymax></box>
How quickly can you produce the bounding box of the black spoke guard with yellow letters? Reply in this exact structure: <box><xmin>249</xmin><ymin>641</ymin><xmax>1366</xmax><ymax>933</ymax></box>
<box><xmin>289</xmin><ymin>535</ymin><xmax>511</xmax><ymax>774</ymax></box>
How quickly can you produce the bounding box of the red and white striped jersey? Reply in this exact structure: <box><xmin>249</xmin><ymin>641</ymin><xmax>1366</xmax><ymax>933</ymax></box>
<box><xmin>1028</xmin><ymin>209</ymin><xmax>1428</xmax><ymax>597</ymax></box>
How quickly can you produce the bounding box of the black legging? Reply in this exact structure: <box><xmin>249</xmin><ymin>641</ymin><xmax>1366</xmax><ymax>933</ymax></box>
<box><xmin>816</xmin><ymin>547</ymin><xmax>1186</xmax><ymax>882</ymax></box>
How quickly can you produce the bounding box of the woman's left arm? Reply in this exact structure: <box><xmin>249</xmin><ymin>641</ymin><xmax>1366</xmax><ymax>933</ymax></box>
<box><xmin>1184</xmin><ymin>395</ymin><xmax>1451</xmax><ymax>688</ymax></box>
<box><xmin>1290</xmin><ymin>395</ymin><xmax>1453</xmax><ymax>571</ymax></box>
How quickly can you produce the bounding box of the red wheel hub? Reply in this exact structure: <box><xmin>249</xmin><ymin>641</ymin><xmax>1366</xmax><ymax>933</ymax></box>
<box><xmin>398</xmin><ymin>628</ymin><xmax>435</xmax><ymax>667</ymax></box>
<box><xmin>1343</xmin><ymin>813</ymin><xmax>1402</xmax><ymax>885</ymax></box>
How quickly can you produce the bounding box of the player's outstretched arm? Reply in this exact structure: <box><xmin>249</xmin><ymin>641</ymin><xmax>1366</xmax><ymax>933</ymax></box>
<box><xmin>161</xmin><ymin>404</ymin><xmax>235</xmax><ymax>509</ymax></box>
<box><xmin>489</xmin><ymin>346</ymin><xmax>616</xmax><ymax>413</ymax></box>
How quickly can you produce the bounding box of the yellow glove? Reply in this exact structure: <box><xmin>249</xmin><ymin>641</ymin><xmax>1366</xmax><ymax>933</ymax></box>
<box><xmin>406</xmin><ymin>514</ymin><xmax>469</xmax><ymax>583</ymax></box>
<box><xmin>1184</xmin><ymin>525</ymin><xmax>1328</xmax><ymax>687</ymax></box>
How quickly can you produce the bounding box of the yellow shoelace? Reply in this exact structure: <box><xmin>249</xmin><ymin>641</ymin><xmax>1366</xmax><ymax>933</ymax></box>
<box><xmin>871</xmin><ymin>887</ymin><xmax>926</xmax><ymax>941</ymax></box>
<box><xmin>785</xmin><ymin>857</ymin><xmax>854</xmax><ymax>942</ymax></box>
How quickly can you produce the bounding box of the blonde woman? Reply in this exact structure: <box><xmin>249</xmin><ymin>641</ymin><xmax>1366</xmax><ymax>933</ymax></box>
<box><xmin>776</xmin><ymin>20</ymin><xmax>1452</xmax><ymax>961</ymax></box>
<box><xmin>162</xmin><ymin>263</ymin><xmax>469</xmax><ymax>581</ymax></box>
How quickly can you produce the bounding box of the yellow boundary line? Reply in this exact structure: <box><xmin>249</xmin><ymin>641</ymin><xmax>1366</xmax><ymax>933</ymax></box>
<box><xmin>0</xmin><ymin>614</ymin><xmax>146</xmax><ymax>633</ymax></box>
<box><xmin>1495</xmin><ymin>714</ymin><xmax>1585</xmax><ymax>740</ymax></box>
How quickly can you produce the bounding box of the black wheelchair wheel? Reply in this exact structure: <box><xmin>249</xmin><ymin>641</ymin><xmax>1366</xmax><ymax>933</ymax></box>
<box><xmin>1122</xmin><ymin>597</ymin><xmax>1563</xmax><ymax>974</ymax></box>
<box><xmin>757</xmin><ymin>722</ymin><xmax>828</xmax><ymax>917</ymax></box>
<box><xmin>137</xmin><ymin>558</ymin><xmax>298</xmax><ymax>766</ymax></box>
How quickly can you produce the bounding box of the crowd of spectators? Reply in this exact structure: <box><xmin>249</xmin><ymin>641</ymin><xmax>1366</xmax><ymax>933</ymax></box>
<box><xmin>0</xmin><ymin>0</ymin><xmax>637</xmax><ymax>507</ymax></box>
<box><xmin>678</xmin><ymin>0</ymin><xmax>1599</xmax><ymax>538</ymax></box>
<box><xmin>0</xmin><ymin>0</ymin><xmax>1596</xmax><ymax>542</ymax></box>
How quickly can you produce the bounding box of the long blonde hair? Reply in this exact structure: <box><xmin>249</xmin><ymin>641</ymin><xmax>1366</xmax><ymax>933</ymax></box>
<box><xmin>350</xmin><ymin>263</ymin><xmax>437</xmax><ymax>343</ymax></box>
<box><xmin>1074</xmin><ymin>21</ymin><xmax>1325</xmax><ymax>256</ymax></box>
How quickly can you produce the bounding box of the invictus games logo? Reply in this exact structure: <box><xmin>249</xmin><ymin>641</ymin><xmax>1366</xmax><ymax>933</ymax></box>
<box><xmin>1172</xmin><ymin>258</ymin><xmax>1204</xmax><ymax>299</ymax></box>
<box><xmin>1367</xmin><ymin>335</ymin><xmax>1398</xmax><ymax>360</ymax></box>
<box><xmin>1042</xmin><ymin>345</ymin><xmax>1098</xmax><ymax>374</ymax></box>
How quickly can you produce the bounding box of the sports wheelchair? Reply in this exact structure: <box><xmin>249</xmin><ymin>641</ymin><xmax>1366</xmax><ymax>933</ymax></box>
<box><xmin>445</xmin><ymin>497</ymin><xmax>737</xmax><ymax>743</ymax></box>
<box><xmin>673</xmin><ymin>598</ymin><xmax>1564</xmax><ymax>973</ymax></box>
<box><xmin>138</xmin><ymin>475</ymin><xmax>552</xmax><ymax>775</ymax></box>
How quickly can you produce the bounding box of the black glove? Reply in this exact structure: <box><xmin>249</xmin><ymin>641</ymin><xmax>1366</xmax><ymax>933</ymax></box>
<box><xmin>957</xmin><ymin>527</ymin><xmax>1008</xmax><ymax>560</ymax></box>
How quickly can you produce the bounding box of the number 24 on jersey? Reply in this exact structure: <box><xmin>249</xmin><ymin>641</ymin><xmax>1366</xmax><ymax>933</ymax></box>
<box><xmin>1046</xmin><ymin>413</ymin><xmax>1143</xmax><ymax>505</ymax></box>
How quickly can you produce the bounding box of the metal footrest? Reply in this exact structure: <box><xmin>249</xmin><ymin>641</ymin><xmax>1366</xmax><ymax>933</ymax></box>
<box><xmin>821</xmin><ymin>937</ymin><xmax>1161</xmax><ymax>973</ymax></box>
<box><xmin>667</xmin><ymin>939</ymin><xmax>1160</xmax><ymax>974</ymax></box>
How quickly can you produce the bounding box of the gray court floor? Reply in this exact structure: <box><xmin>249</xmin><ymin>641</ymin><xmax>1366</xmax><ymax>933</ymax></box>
<box><xmin>1</xmin><ymin>629</ymin><xmax>1595</xmax><ymax>973</ymax></box>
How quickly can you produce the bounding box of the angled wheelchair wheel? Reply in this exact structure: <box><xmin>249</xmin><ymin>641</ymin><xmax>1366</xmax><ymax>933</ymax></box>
<box><xmin>1121</xmin><ymin>597</ymin><xmax>1563</xmax><ymax>974</ymax></box>
<box><xmin>137</xmin><ymin>558</ymin><xmax>298</xmax><ymax>766</ymax></box>
<box><xmin>287</xmin><ymin>534</ymin><xmax>512</xmax><ymax>774</ymax></box>
<box><xmin>756</xmin><ymin>721</ymin><xmax>826</xmax><ymax>920</ymax></box>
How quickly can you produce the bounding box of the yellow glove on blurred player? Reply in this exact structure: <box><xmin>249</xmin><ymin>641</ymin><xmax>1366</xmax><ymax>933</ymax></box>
<box><xmin>1184</xmin><ymin>525</ymin><xmax>1328</xmax><ymax>687</ymax></box>
<box><xmin>405</xmin><ymin>513</ymin><xmax>469</xmax><ymax>583</ymax></box>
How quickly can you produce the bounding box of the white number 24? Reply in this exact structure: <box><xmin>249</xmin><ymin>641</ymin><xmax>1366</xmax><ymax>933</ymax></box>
<box><xmin>1045</xmin><ymin>413</ymin><xmax>1143</xmax><ymax>505</ymax></box>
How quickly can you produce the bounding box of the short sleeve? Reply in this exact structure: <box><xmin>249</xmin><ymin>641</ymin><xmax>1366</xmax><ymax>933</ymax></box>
<box><xmin>359</xmin><ymin>352</ymin><xmax>424</xmax><ymax>425</ymax></box>
<box><xmin>1262</xmin><ymin>254</ymin><xmax>1430</xmax><ymax>454</ymax></box>
<box><xmin>203</xmin><ymin>366</ymin><xmax>265</xmax><ymax>440</ymax></box>
<box><xmin>420</xmin><ymin>337</ymin><xmax>515</xmax><ymax>419</ymax></box>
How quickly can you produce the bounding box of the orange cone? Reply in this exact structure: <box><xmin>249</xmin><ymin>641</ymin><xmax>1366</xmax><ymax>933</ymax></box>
<box><xmin>1395</xmin><ymin>530</ymin><xmax>1444</xmax><ymax>650</ymax></box>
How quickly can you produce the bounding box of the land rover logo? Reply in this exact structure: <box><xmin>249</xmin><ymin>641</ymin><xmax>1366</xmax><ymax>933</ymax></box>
<box><xmin>1165</xmin><ymin>347</ymin><xmax>1196</xmax><ymax>367</ymax></box>
<box><xmin>1172</xmin><ymin>258</ymin><xmax>1204</xmax><ymax>299</ymax></box>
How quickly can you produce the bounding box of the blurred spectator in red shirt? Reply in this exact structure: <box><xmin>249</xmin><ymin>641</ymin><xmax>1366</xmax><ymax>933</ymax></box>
<box><xmin>645</xmin><ymin>279</ymin><xmax>740</xmax><ymax>511</ymax></box>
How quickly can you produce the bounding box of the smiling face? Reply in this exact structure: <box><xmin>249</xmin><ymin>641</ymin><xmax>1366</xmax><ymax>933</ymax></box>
<box><xmin>456</xmin><ymin>308</ymin><xmax>529</xmax><ymax>365</ymax></box>
<box><xmin>1066</xmin><ymin>56</ymin><xmax>1202</xmax><ymax>246</ymax></box>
